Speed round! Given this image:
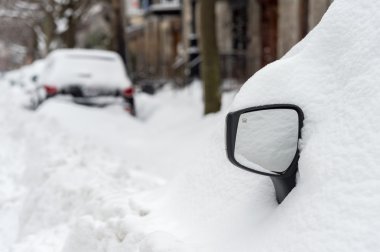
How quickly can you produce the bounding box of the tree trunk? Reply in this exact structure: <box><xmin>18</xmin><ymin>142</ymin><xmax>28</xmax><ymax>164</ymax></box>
<box><xmin>62</xmin><ymin>16</ymin><xmax>77</xmax><ymax>48</ymax></box>
<box><xmin>258</xmin><ymin>0</ymin><xmax>278</xmax><ymax>67</ymax></box>
<box><xmin>200</xmin><ymin>0</ymin><xmax>221</xmax><ymax>114</ymax></box>
<box><xmin>43</xmin><ymin>13</ymin><xmax>55</xmax><ymax>53</ymax></box>
<box><xmin>26</xmin><ymin>27</ymin><xmax>38</xmax><ymax>63</ymax></box>
<box><xmin>299</xmin><ymin>0</ymin><xmax>309</xmax><ymax>39</ymax></box>
<box><xmin>62</xmin><ymin>0</ymin><xmax>77</xmax><ymax>48</ymax></box>
<box><xmin>111</xmin><ymin>0</ymin><xmax>127</xmax><ymax>65</ymax></box>
<box><xmin>65</xmin><ymin>15</ymin><xmax>76</xmax><ymax>48</ymax></box>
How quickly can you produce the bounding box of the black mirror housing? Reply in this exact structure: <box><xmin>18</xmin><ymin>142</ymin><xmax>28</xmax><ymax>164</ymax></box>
<box><xmin>225</xmin><ymin>104</ymin><xmax>304</xmax><ymax>203</ymax></box>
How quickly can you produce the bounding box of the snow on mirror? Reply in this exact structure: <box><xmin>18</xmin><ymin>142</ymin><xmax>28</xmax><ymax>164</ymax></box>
<box><xmin>234</xmin><ymin>109</ymin><xmax>299</xmax><ymax>174</ymax></box>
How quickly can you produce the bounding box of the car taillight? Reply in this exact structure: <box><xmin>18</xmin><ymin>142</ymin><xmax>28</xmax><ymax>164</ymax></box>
<box><xmin>122</xmin><ymin>87</ymin><xmax>134</xmax><ymax>98</ymax></box>
<box><xmin>44</xmin><ymin>85</ymin><xmax>58</xmax><ymax>96</ymax></box>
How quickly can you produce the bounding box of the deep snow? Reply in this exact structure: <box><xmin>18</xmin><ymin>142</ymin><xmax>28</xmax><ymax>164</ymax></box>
<box><xmin>0</xmin><ymin>82</ymin><xmax>238</xmax><ymax>252</ymax></box>
<box><xmin>2</xmin><ymin>0</ymin><xmax>380</xmax><ymax>251</ymax></box>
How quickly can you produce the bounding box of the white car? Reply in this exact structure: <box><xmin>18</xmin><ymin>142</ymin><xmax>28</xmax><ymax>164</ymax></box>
<box><xmin>35</xmin><ymin>49</ymin><xmax>135</xmax><ymax>115</ymax></box>
<box><xmin>3</xmin><ymin>69</ymin><xmax>22</xmax><ymax>86</ymax></box>
<box><xmin>19</xmin><ymin>59</ymin><xmax>46</xmax><ymax>90</ymax></box>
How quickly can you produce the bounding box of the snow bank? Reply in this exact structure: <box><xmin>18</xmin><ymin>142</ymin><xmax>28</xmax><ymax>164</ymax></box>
<box><xmin>0</xmin><ymin>80</ymin><xmax>238</xmax><ymax>251</ymax></box>
<box><xmin>0</xmin><ymin>85</ymin><xmax>170</xmax><ymax>251</ymax></box>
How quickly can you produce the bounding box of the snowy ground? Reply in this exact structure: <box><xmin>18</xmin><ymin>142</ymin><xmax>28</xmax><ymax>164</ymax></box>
<box><xmin>0</xmin><ymin>82</ymin><xmax>239</xmax><ymax>252</ymax></box>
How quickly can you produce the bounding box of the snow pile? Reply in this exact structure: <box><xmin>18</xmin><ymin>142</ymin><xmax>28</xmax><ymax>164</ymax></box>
<box><xmin>0</xmin><ymin>85</ymin><xmax>164</xmax><ymax>252</ymax></box>
<box><xmin>0</xmin><ymin>80</ymin><xmax>237</xmax><ymax>251</ymax></box>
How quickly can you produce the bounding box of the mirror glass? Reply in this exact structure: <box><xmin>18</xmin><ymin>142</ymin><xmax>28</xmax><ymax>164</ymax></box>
<box><xmin>234</xmin><ymin>109</ymin><xmax>299</xmax><ymax>174</ymax></box>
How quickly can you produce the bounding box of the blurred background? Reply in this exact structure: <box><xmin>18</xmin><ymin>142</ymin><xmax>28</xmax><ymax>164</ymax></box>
<box><xmin>0</xmin><ymin>0</ymin><xmax>331</xmax><ymax>80</ymax></box>
<box><xmin>0</xmin><ymin>0</ymin><xmax>332</xmax><ymax>114</ymax></box>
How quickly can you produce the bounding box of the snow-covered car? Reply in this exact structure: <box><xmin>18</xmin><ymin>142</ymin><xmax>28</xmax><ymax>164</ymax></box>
<box><xmin>19</xmin><ymin>59</ymin><xmax>46</xmax><ymax>90</ymax></box>
<box><xmin>35</xmin><ymin>49</ymin><xmax>135</xmax><ymax>115</ymax></box>
<box><xmin>2</xmin><ymin>59</ymin><xmax>46</xmax><ymax>88</ymax></box>
<box><xmin>216</xmin><ymin>1</ymin><xmax>380</xmax><ymax>251</ymax></box>
<box><xmin>3</xmin><ymin>69</ymin><xmax>22</xmax><ymax>86</ymax></box>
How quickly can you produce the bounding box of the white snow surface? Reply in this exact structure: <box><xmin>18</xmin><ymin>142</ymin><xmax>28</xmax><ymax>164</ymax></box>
<box><xmin>2</xmin><ymin>0</ymin><xmax>380</xmax><ymax>251</ymax></box>
<box><xmin>0</xmin><ymin>81</ymin><xmax>239</xmax><ymax>252</ymax></box>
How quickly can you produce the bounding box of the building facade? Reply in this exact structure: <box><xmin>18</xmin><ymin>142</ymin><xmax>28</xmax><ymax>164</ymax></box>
<box><xmin>126</xmin><ymin>0</ymin><xmax>332</xmax><ymax>86</ymax></box>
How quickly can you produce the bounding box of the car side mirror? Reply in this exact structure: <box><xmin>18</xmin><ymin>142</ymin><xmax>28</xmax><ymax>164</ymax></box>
<box><xmin>226</xmin><ymin>104</ymin><xmax>304</xmax><ymax>203</ymax></box>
